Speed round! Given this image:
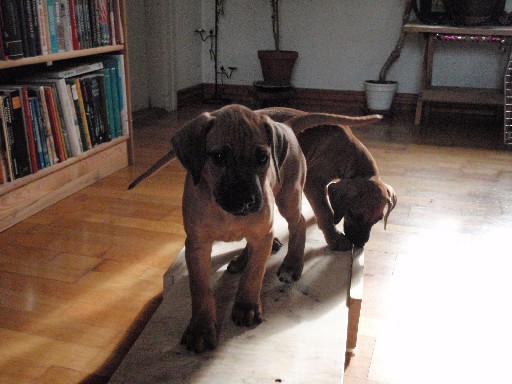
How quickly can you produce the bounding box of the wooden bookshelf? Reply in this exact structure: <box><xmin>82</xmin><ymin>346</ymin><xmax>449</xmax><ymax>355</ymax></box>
<box><xmin>0</xmin><ymin>0</ymin><xmax>133</xmax><ymax>232</ymax></box>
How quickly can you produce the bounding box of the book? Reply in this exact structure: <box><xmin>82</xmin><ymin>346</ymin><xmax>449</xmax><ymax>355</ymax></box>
<box><xmin>0</xmin><ymin>122</ymin><xmax>5</xmax><ymax>183</ymax></box>
<box><xmin>46</xmin><ymin>61</ymin><xmax>104</xmax><ymax>78</ymax></box>
<box><xmin>74</xmin><ymin>0</ymin><xmax>85</xmax><ymax>49</ymax></box>
<box><xmin>99</xmin><ymin>68</ymin><xmax>114</xmax><ymax>140</ymax></box>
<box><xmin>97</xmin><ymin>0</ymin><xmax>110</xmax><ymax>46</ymax></box>
<box><xmin>19</xmin><ymin>0</ymin><xmax>39</xmax><ymax>57</ymax></box>
<box><xmin>56</xmin><ymin>0</ymin><xmax>73</xmax><ymax>51</ymax></box>
<box><xmin>15</xmin><ymin>2</ymin><xmax>30</xmax><ymax>57</ymax></box>
<box><xmin>0</xmin><ymin>88</ymin><xmax>31</xmax><ymax>179</ymax></box>
<box><xmin>108</xmin><ymin>66</ymin><xmax>121</xmax><ymax>137</ymax></box>
<box><xmin>50</xmin><ymin>86</ymin><xmax>71</xmax><ymax>158</ymax></box>
<box><xmin>82</xmin><ymin>0</ymin><xmax>92</xmax><ymax>49</ymax></box>
<box><xmin>79</xmin><ymin>75</ymin><xmax>103</xmax><ymax>144</ymax></box>
<box><xmin>27</xmin><ymin>95</ymin><xmax>43</xmax><ymax>169</ymax></box>
<box><xmin>0</xmin><ymin>0</ymin><xmax>24</xmax><ymax>59</ymax></box>
<box><xmin>44</xmin><ymin>86</ymin><xmax>67</xmax><ymax>162</ymax></box>
<box><xmin>23</xmin><ymin>77</ymin><xmax>82</xmax><ymax>156</ymax></box>
<box><xmin>70</xmin><ymin>78</ymin><xmax>93</xmax><ymax>148</ymax></box>
<box><xmin>33</xmin><ymin>94</ymin><xmax>51</xmax><ymax>167</ymax></box>
<box><xmin>0</xmin><ymin>14</ymin><xmax>7</xmax><ymax>60</ymax></box>
<box><xmin>0</xmin><ymin>96</ymin><xmax>14</xmax><ymax>182</ymax></box>
<box><xmin>68</xmin><ymin>0</ymin><xmax>80</xmax><ymax>50</ymax></box>
<box><xmin>113</xmin><ymin>0</ymin><xmax>123</xmax><ymax>44</ymax></box>
<box><xmin>67</xmin><ymin>81</ymin><xmax>89</xmax><ymax>150</ymax></box>
<box><xmin>28</xmin><ymin>93</ymin><xmax>46</xmax><ymax>169</ymax></box>
<box><xmin>46</xmin><ymin>0</ymin><xmax>59</xmax><ymax>53</ymax></box>
<box><xmin>18</xmin><ymin>86</ymin><xmax>39</xmax><ymax>173</ymax></box>
<box><xmin>102</xmin><ymin>55</ymin><xmax>127</xmax><ymax>135</ymax></box>
<box><xmin>37</xmin><ymin>86</ymin><xmax>58</xmax><ymax>165</ymax></box>
<box><xmin>108</xmin><ymin>0</ymin><xmax>115</xmax><ymax>45</ymax></box>
<box><xmin>29</xmin><ymin>0</ymin><xmax>42</xmax><ymax>55</ymax></box>
<box><xmin>88</xmin><ymin>0</ymin><xmax>100</xmax><ymax>48</ymax></box>
<box><xmin>36</xmin><ymin>0</ymin><xmax>50</xmax><ymax>55</ymax></box>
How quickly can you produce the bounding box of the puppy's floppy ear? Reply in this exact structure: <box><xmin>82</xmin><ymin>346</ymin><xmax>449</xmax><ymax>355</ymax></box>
<box><xmin>327</xmin><ymin>181</ymin><xmax>355</xmax><ymax>224</ymax></box>
<box><xmin>171</xmin><ymin>112</ymin><xmax>215</xmax><ymax>185</ymax></box>
<box><xmin>383</xmin><ymin>183</ymin><xmax>397</xmax><ymax>230</ymax></box>
<box><xmin>263</xmin><ymin>119</ymin><xmax>289</xmax><ymax>183</ymax></box>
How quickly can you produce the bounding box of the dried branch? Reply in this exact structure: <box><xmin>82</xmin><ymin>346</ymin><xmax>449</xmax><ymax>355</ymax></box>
<box><xmin>378</xmin><ymin>0</ymin><xmax>412</xmax><ymax>82</ymax></box>
<box><xmin>271</xmin><ymin>0</ymin><xmax>280</xmax><ymax>51</ymax></box>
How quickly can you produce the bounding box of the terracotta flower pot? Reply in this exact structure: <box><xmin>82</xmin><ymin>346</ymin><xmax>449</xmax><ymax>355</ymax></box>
<box><xmin>257</xmin><ymin>50</ymin><xmax>298</xmax><ymax>86</ymax></box>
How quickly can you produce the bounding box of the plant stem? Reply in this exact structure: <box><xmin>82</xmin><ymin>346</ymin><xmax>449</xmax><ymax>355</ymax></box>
<box><xmin>378</xmin><ymin>0</ymin><xmax>412</xmax><ymax>82</ymax></box>
<box><xmin>271</xmin><ymin>0</ymin><xmax>280</xmax><ymax>51</ymax></box>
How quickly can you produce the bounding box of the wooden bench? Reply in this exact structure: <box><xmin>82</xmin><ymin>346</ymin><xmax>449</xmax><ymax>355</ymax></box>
<box><xmin>403</xmin><ymin>22</ymin><xmax>512</xmax><ymax>126</ymax></box>
<box><xmin>109</xmin><ymin>200</ymin><xmax>364</xmax><ymax>384</ymax></box>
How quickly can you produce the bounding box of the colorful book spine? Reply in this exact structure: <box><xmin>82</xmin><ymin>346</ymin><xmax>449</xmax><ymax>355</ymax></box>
<box><xmin>97</xmin><ymin>0</ymin><xmax>110</xmax><ymax>46</ymax></box>
<box><xmin>0</xmin><ymin>89</ymin><xmax>31</xmax><ymax>179</ymax></box>
<box><xmin>99</xmin><ymin>68</ymin><xmax>114</xmax><ymax>140</ymax></box>
<box><xmin>0</xmin><ymin>0</ymin><xmax>24</xmax><ymax>59</ymax></box>
<box><xmin>0</xmin><ymin>96</ymin><xmax>14</xmax><ymax>182</ymax></box>
<box><xmin>19</xmin><ymin>86</ymin><xmax>39</xmax><ymax>173</ymax></box>
<box><xmin>68</xmin><ymin>0</ymin><xmax>80</xmax><ymax>50</ymax></box>
<box><xmin>28</xmin><ymin>96</ymin><xmax>46</xmax><ymax>170</ymax></box>
<box><xmin>44</xmin><ymin>86</ymin><xmax>66</xmax><ymax>162</ymax></box>
<box><xmin>71</xmin><ymin>78</ymin><xmax>92</xmax><ymax>148</ymax></box>
<box><xmin>37</xmin><ymin>0</ymin><xmax>50</xmax><ymax>55</ymax></box>
<box><xmin>46</xmin><ymin>0</ymin><xmax>59</xmax><ymax>53</ymax></box>
<box><xmin>109</xmin><ymin>67</ymin><xmax>121</xmax><ymax>137</ymax></box>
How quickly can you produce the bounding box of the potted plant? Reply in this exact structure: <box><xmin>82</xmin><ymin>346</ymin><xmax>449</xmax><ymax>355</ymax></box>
<box><xmin>364</xmin><ymin>0</ymin><xmax>413</xmax><ymax>112</ymax></box>
<box><xmin>257</xmin><ymin>0</ymin><xmax>298</xmax><ymax>86</ymax></box>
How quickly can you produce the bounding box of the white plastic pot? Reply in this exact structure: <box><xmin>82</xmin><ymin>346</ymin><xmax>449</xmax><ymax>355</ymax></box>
<box><xmin>364</xmin><ymin>80</ymin><xmax>398</xmax><ymax>112</ymax></box>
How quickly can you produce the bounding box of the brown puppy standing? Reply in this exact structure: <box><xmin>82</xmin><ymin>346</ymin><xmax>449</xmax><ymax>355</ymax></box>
<box><xmin>259</xmin><ymin>107</ymin><xmax>397</xmax><ymax>251</ymax></box>
<box><xmin>129</xmin><ymin>105</ymin><xmax>384</xmax><ymax>353</ymax></box>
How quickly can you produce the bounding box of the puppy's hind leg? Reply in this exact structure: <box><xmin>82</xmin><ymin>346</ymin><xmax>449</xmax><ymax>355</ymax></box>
<box><xmin>227</xmin><ymin>238</ymin><xmax>284</xmax><ymax>274</ymax></box>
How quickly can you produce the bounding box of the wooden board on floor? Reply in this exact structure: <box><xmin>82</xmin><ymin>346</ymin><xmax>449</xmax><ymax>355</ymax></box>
<box><xmin>109</xmin><ymin>201</ymin><xmax>363</xmax><ymax>384</ymax></box>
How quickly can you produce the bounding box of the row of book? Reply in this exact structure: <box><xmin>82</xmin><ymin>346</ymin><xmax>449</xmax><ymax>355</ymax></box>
<box><xmin>0</xmin><ymin>54</ymin><xmax>128</xmax><ymax>184</ymax></box>
<box><xmin>0</xmin><ymin>0</ymin><xmax>124</xmax><ymax>60</ymax></box>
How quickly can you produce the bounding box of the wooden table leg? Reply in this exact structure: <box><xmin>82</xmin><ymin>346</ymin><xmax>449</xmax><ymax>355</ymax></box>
<box><xmin>415</xmin><ymin>34</ymin><xmax>435</xmax><ymax>125</ymax></box>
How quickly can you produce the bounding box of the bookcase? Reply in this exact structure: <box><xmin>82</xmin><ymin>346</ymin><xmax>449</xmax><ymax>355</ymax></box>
<box><xmin>0</xmin><ymin>0</ymin><xmax>133</xmax><ymax>232</ymax></box>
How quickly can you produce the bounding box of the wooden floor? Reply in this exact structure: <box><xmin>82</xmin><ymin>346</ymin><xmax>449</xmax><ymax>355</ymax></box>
<box><xmin>1</xmin><ymin>103</ymin><xmax>511</xmax><ymax>383</ymax></box>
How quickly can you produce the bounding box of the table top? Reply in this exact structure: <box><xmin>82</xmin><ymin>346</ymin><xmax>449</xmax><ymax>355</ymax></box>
<box><xmin>404</xmin><ymin>21</ymin><xmax>512</xmax><ymax>36</ymax></box>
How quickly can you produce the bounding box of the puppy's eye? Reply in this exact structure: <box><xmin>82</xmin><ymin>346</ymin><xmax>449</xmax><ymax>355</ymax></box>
<box><xmin>209</xmin><ymin>151</ymin><xmax>227</xmax><ymax>167</ymax></box>
<box><xmin>256</xmin><ymin>150</ymin><xmax>269</xmax><ymax>166</ymax></box>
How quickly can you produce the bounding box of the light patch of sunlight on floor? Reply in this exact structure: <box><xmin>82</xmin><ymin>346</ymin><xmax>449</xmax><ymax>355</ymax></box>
<box><xmin>368</xmin><ymin>218</ymin><xmax>512</xmax><ymax>384</ymax></box>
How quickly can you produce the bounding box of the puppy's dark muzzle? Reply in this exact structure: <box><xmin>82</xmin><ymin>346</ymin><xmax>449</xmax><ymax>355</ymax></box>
<box><xmin>215</xmin><ymin>177</ymin><xmax>263</xmax><ymax>216</ymax></box>
<box><xmin>344</xmin><ymin>221</ymin><xmax>371</xmax><ymax>248</ymax></box>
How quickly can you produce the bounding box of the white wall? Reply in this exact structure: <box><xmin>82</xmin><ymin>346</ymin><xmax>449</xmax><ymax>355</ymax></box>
<box><xmin>126</xmin><ymin>1</ymin><xmax>149</xmax><ymax>111</ymax></box>
<box><xmin>200</xmin><ymin>0</ymin><xmax>511</xmax><ymax>94</ymax></box>
<box><xmin>126</xmin><ymin>0</ymin><xmax>202</xmax><ymax>111</ymax></box>
<box><xmin>128</xmin><ymin>0</ymin><xmax>512</xmax><ymax>111</ymax></box>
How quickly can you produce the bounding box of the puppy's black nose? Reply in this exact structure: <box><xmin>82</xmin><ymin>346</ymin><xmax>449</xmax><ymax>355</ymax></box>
<box><xmin>243</xmin><ymin>195</ymin><xmax>256</xmax><ymax>211</ymax></box>
<box><xmin>232</xmin><ymin>195</ymin><xmax>257</xmax><ymax>216</ymax></box>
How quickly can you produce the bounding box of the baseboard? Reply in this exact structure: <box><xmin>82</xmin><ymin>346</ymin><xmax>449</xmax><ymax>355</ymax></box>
<box><xmin>177</xmin><ymin>83</ymin><xmax>418</xmax><ymax>114</ymax></box>
<box><xmin>177</xmin><ymin>84</ymin><xmax>204</xmax><ymax>108</ymax></box>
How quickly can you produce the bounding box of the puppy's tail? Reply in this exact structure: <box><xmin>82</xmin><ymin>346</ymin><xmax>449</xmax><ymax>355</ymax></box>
<box><xmin>127</xmin><ymin>149</ymin><xmax>177</xmax><ymax>190</ymax></box>
<box><xmin>285</xmin><ymin>113</ymin><xmax>383</xmax><ymax>135</ymax></box>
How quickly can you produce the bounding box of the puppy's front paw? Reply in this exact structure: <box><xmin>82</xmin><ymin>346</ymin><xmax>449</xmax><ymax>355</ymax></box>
<box><xmin>277</xmin><ymin>259</ymin><xmax>303</xmax><ymax>283</ymax></box>
<box><xmin>181</xmin><ymin>315</ymin><xmax>218</xmax><ymax>353</ymax></box>
<box><xmin>231</xmin><ymin>301</ymin><xmax>263</xmax><ymax>327</ymax></box>
<box><xmin>327</xmin><ymin>232</ymin><xmax>353</xmax><ymax>251</ymax></box>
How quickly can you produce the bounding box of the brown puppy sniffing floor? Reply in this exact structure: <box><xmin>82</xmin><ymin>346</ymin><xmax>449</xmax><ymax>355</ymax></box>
<box><xmin>129</xmin><ymin>104</ymin><xmax>381</xmax><ymax>353</ymax></box>
<box><xmin>263</xmin><ymin>107</ymin><xmax>397</xmax><ymax>251</ymax></box>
